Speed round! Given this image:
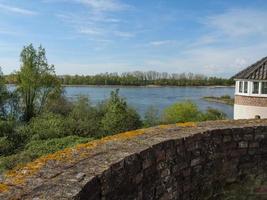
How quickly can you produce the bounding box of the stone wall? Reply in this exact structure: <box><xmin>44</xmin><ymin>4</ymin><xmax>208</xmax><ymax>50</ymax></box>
<box><xmin>1</xmin><ymin>120</ymin><xmax>267</xmax><ymax>200</ymax></box>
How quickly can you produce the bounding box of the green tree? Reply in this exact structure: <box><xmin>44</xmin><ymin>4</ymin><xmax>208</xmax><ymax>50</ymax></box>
<box><xmin>162</xmin><ymin>101</ymin><xmax>201</xmax><ymax>123</ymax></box>
<box><xmin>101</xmin><ymin>89</ymin><xmax>142</xmax><ymax>135</ymax></box>
<box><xmin>17</xmin><ymin>44</ymin><xmax>60</xmax><ymax>121</ymax></box>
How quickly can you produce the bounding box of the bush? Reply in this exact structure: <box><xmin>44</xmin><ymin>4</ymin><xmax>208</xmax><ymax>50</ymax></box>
<box><xmin>0</xmin><ymin>120</ymin><xmax>25</xmax><ymax>156</ymax></box>
<box><xmin>101</xmin><ymin>89</ymin><xmax>142</xmax><ymax>135</ymax></box>
<box><xmin>44</xmin><ymin>89</ymin><xmax>73</xmax><ymax>116</ymax></box>
<box><xmin>67</xmin><ymin>96</ymin><xmax>102</xmax><ymax>137</ymax></box>
<box><xmin>162</xmin><ymin>101</ymin><xmax>201</xmax><ymax>123</ymax></box>
<box><xmin>0</xmin><ymin>136</ymin><xmax>92</xmax><ymax>172</ymax></box>
<box><xmin>22</xmin><ymin>112</ymin><xmax>69</xmax><ymax>141</ymax></box>
<box><xmin>200</xmin><ymin>108</ymin><xmax>226</xmax><ymax>121</ymax></box>
<box><xmin>143</xmin><ymin>106</ymin><xmax>160</xmax><ymax>127</ymax></box>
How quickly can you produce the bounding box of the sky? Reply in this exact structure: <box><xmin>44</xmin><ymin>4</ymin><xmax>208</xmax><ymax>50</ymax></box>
<box><xmin>1</xmin><ymin>0</ymin><xmax>267</xmax><ymax>77</ymax></box>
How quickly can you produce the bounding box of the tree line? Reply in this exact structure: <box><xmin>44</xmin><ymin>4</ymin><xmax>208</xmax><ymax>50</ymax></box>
<box><xmin>5</xmin><ymin>71</ymin><xmax>233</xmax><ymax>86</ymax></box>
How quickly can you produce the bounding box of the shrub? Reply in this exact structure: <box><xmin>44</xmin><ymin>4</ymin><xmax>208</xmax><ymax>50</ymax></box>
<box><xmin>143</xmin><ymin>106</ymin><xmax>160</xmax><ymax>127</ymax></box>
<box><xmin>44</xmin><ymin>89</ymin><xmax>73</xmax><ymax>116</ymax></box>
<box><xmin>22</xmin><ymin>112</ymin><xmax>69</xmax><ymax>141</ymax></box>
<box><xmin>67</xmin><ymin>96</ymin><xmax>102</xmax><ymax>137</ymax></box>
<box><xmin>0</xmin><ymin>120</ymin><xmax>25</xmax><ymax>156</ymax></box>
<box><xmin>101</xmin><ymin>89</ymin><xmax>142</xmax><ymax>135</ymax></box>
<box><xmin>162</xmin><ymin>101</ymin><xmax>201</xmax><ymax>123</ymax></box>
<box><xmin>200</xmin><ymin>108</ymin><xmax>226</xmax><ymax>121</ymax></box>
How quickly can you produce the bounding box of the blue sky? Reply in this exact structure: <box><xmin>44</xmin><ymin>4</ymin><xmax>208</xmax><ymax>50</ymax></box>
<box><xmin>1</xmin><ymin>0</ymin><xmax>267</xmax><ymax>77</ymax></box>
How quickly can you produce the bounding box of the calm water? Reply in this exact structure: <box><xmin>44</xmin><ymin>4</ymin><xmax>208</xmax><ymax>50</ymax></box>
<box><xmin>63</xmin><ymin>86</ymin><xmax>235</xmax><ymax>118</ymax></box>
<box><xmin>7</xmin><ymin>85</ymin><xmax>235</xmax><ymax>118</ymax></box>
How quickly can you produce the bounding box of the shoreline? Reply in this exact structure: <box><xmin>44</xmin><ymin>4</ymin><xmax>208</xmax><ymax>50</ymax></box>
<box><xmin>203</xmin><ymin>96</ymin><xmax>234</xmax><ymax>106</ymax></box>
<box><xmin>61</xmin><ymin>84</ymin><xmax>235</xmax><ymax>88</ymax></box>
<box><xmin>6</xmin><ymin>84</ymin><xmax>235</xmax><ymax>88</ymax></box>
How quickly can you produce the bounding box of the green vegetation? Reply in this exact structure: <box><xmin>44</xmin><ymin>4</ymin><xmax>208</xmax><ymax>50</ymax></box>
<box><xmin>203</xmin><ymin>95</ymin><xmax>234</xmax><ymax>105</ymax></box>
<box><xmin>0</xmin><ymin>44</ymin><xmax>228</xmax><ymax>173</ymax></box>
<box><xmin>162</xmin><ymin>101</ymin><xmax>226</xmax><ymax>123</ymax></box>
<box><xmin>6</xmin><ymin>72</ymin><xmax>234</xmax><ymax>87</ymax></box>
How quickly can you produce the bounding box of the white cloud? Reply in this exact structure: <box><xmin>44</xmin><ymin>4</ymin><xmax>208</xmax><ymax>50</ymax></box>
<box><xmin>113</xmin><ymin>31</ymin><xmax>135</xmax><ymax>38</ymax></box>
<box><xmin>204</xmin><ymin>9</ymin><xmax>267</xmax><ymax>37</ymax></box>
<box><xmin>55</xmin><ymin>0</ymin><xmax>135</xmax><ymax>40</ymax></box>
<box><xmin>79</xmin><ymin>27</ymin><xmax>104</xmax><ymax>36</ymax></box>
<box><xmin>148</xmin><ymin>40</ymin><xmax>176</xmax><ymax>47</ymax></box>
<box><xmin>78</xmin><ymin>0</ymin><xmax>130</xmax><ymax>12</ymax></box>
<box><xmin>0</xmin><ymin>3</ymin><xmax>37</xmax><ymax>16</ymax></box>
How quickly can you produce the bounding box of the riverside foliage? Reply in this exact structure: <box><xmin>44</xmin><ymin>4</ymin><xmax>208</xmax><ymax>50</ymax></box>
<box><xmin>0</xmin><ymin>44</ymin><xmax>227</xmax><ymax>172</ymax></box>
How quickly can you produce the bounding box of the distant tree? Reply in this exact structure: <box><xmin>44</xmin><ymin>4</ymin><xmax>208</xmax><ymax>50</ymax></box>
<box><xmin>101</xmin><ymin>89</ymin><xmax>142</xmax><ymax>135</ymax></box>
<box><xmin>17</xmin><ymin>44</ymin><xmax>60</xmax><ymax>121</ymax></box>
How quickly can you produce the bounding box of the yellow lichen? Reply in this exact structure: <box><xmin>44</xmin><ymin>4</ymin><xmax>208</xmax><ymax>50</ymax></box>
<box><xmin>159</xmin><ymin>122</ymin><xmax>196</xmax><ymax>129</ymax></box>
<box><xmin>176</xmin><ymin>122</ymin><xmax>196</xmax><ymax>127</ymax></box>
<box><xmin>0</xmin><ymin>183</ymin><xmax>9</xmax><ymax>193</ymax></box>
<box><xmin>159</xmin><ymin>124</ymin><xmax>172</xmax><ymax>129</ymax></box>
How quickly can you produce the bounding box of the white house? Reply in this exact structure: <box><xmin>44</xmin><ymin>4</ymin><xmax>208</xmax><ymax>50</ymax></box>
<box><xmin>233</xmin><ymin>57</ymin><xmax>267</xmax><ymax>119</ymax></box>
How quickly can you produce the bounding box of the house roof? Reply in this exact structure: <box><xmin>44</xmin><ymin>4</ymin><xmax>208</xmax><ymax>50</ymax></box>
<box><xmin>232</xmin><ymin>56</ymin><xmax>267</xmax><ymax>80</ymax></box>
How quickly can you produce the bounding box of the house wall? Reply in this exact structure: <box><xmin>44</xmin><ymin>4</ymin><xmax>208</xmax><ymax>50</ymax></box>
<box><xmin>234</xmin><ymin>104</ymin><xmax>267</xmax><ymax>119</ymax></box>
<box><xmin>234</xmin><ymin>80</ymin><xmax>267</xmax><ymax>119</ymax></box>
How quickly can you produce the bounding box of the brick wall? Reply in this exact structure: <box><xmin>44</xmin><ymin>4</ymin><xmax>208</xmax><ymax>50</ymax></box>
<box><xmin>235</xmin><ymin>95</ymin><xmax>267</xmax><ymax>107</ymax></box>
<box><xmin>76</xmin><ymin>124</ymin><xmax>267</xmax><ymax>199</ymax></box>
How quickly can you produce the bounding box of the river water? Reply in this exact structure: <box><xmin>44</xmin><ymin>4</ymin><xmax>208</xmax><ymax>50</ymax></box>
<box><xmin>63</xmin><ymin>86</ymin><xmax>235</xmax><ymax>118</ymax></box>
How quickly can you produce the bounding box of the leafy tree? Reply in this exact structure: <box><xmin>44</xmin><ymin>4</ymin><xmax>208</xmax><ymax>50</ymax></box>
<box><xmin>17</xmin><ymin>44</ymin><xmax>60</xmax><ymax>121</ymax></box>
<box><xmin>162</xmin><ymin>101</ymin><xmax>201</xmax><ymax>123</ymax></box>
<box><xmin>101</xmin><ymin>89</ymin><xmax>142</xmax><ymax>135</ymax></box>
<box><xmin>143</xmin><ymin>106</ymin><xmax>160</xmax><ymax>127</ymax></box>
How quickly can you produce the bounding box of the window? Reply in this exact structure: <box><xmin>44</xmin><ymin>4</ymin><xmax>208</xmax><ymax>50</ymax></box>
<box><xmin>262</xmin><ymin>82</ymin><xmax>267</xmax><ymax>94</ymax></box>
<box><xmin>244</xmin><ymin>81</ymin><xmax>248</xmax><ymax>93</ymax></box>
<box><xmin>252</xmin><ymin>82</ymin><xmax>259</xmax><ymax>94</ymax></box>
<box><xmin>239</xmin><ymin>81</ymin><xmax>243</xmax><ymax>93</ymax></box>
